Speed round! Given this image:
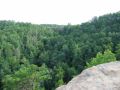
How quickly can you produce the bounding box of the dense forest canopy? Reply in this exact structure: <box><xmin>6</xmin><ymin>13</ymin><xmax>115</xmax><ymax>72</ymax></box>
<box><xmin>0</xmin><ymin>12</ymin><xmax>120</xmax><ymax>90</ymax></box>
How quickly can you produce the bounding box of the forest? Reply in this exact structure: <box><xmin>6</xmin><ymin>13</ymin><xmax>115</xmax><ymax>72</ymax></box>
<box><xmin>0</xmin><ymin>12</ymin><xmax>120</xmax><ymax>90</ymax></box>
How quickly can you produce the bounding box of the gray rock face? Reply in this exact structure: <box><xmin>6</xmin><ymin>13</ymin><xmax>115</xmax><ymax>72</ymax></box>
<box><xmin>56</xmin><ymin>61</ymin><xmax>120</xmax><ymax>90</ymax></box>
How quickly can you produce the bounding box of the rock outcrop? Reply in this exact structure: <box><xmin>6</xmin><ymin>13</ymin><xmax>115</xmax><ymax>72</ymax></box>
<box><xmin>56</xmin><ymin>61</ymin><xmax>120</xmax><ymax>90</ymax></box>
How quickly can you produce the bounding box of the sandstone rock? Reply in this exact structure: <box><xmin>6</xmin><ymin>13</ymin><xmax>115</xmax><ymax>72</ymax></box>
<box><xmin>56</xmin><ymin>61</ymin><xmax>120</xmax><ymax>90</ymax></box>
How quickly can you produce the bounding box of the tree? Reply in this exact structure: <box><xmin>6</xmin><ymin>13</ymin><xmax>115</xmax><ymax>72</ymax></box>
<box><xmin>0</xmin><ymin>63</ymin><xmax>3</xmax><ymax>90</ymax></box>
<box><xmin>54</xmin><ymin>66</ymin><xmax>64</xmax><ymax>88</ymax></box>
<box><xmin>86</xmin><ymin>50</ymin><xmax>116</xmax><ymax>68</ymax></box>
<box><xmin>115</xmin><ymin>43</ymin><xmax>120</xmax><ymax>60</ymax></box>
<box><xmin>3</xmin><ymin>64</ymin><xmax>51</xmax><ymax>90</ymax></box>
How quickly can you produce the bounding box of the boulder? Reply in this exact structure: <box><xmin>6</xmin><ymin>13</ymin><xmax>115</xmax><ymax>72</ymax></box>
<box><xmin>56</xmin><ymin>61</ymin><xmax>120</xmax><ymax>90</ymax></box>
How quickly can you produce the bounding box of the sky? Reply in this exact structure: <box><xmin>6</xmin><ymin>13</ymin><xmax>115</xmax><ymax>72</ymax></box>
<box><xmin>0</xmin><ymin>0</ymin><xmax>120</xmax><ymax>25</ymax></box>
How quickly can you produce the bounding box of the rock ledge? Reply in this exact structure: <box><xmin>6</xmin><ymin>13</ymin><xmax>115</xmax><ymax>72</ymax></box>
<box><xmin>56</xmin><ymin>61</ymin><xmax>120</xmax><ymax>90</ymax></box>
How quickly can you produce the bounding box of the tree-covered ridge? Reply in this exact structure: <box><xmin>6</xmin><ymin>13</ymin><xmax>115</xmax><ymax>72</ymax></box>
<box><xmin>0</xmin><ymin>12</ymin><xmax>120</xmax><ymax>90</ymax></box>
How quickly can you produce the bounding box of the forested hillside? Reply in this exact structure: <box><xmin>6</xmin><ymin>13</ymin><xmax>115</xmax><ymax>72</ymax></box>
<box><xmin>0</xmin><ymin>12</ymin><xmax>120</xmax><ymax>90</ymax></box>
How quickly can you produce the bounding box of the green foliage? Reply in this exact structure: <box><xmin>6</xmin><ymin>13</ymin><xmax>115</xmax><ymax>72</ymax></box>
<box><xmin>115</xmin><ymin>43</ymin><xmax>120</xmax><ymax>60</ymax></box>
<box><xmin>86</xmin><ymin>50</ymin><xmax>116</xmax><ymax>68</ymax></box>
<box><xmin>3</xmin><ymin>64</ymin><xmax>51</xmax><ymax>90</ymax></box>
<box><xmin>54</xmin><ymin>66</ymin><xmax>64</xmax><ymax>87</ymax></box>
<box><xmin>0</xmin><ymin>12</ymin><xmax>120</xmax><ymax>90</ymax></box>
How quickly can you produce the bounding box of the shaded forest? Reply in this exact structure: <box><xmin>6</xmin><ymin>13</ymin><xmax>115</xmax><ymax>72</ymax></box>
<box><xmin>0</xmin><ymin>12</ymin><xmax>120</xmax><ymax>90</ymax></box>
